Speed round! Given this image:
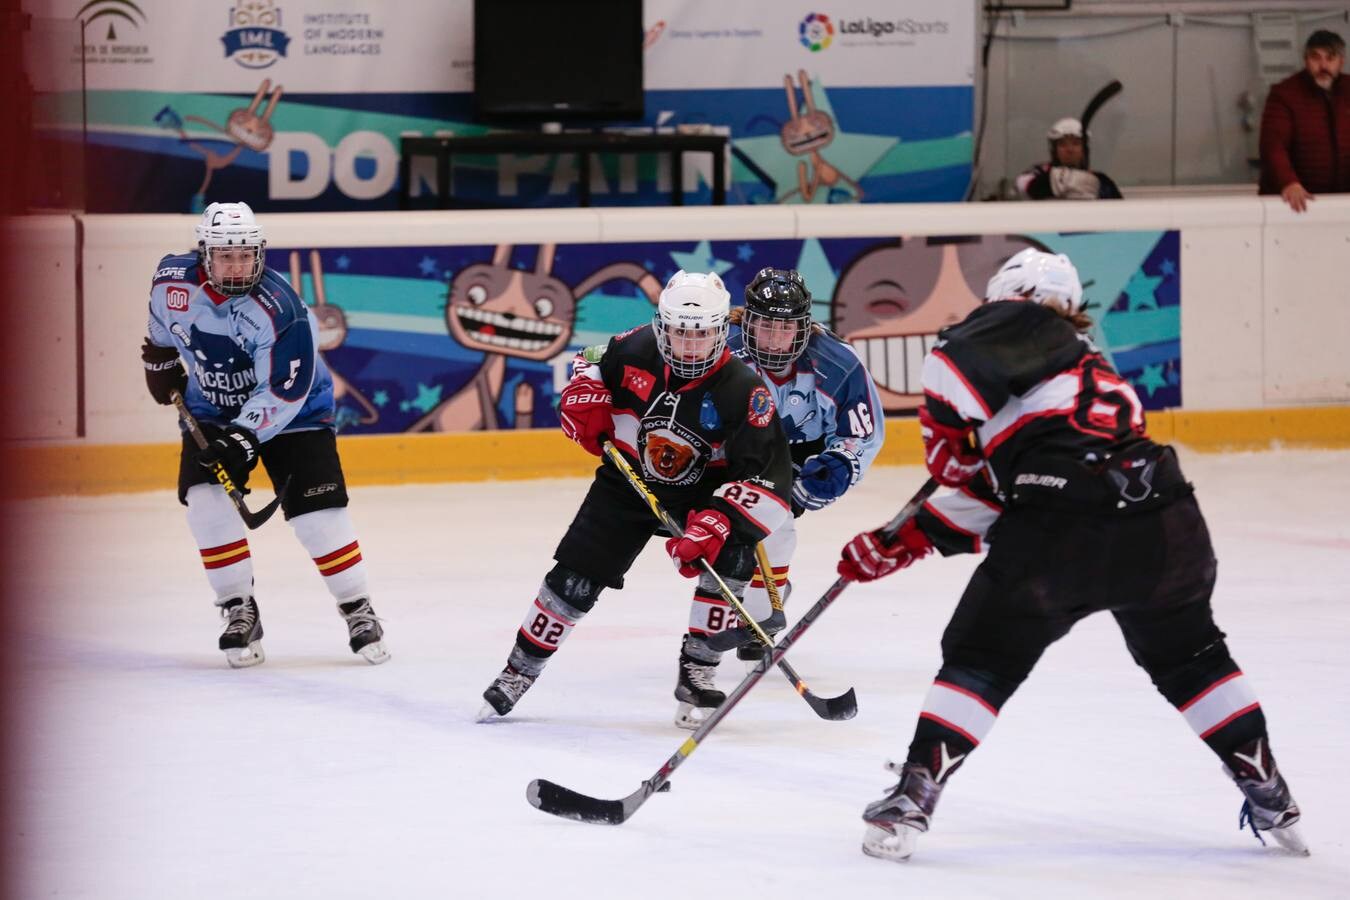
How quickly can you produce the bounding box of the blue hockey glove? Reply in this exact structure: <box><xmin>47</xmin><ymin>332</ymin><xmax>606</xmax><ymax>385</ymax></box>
<box><xmin>791</xmin><ymin>449</ymin><xmax>860</xmax><ymax>511</ymax></box>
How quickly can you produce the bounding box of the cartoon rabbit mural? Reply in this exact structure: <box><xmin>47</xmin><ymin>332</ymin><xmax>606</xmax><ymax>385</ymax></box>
<box><xmin>779</xmin><ymin>69</ymin><xmax>862</xmax><ymax>203</ymax></box>
<box><xmin>155</xmin><ymin>79</ymin><xmax>283</xmax><ymax>214</ymax></box>
<box><xmin>288</xmin><ymin>249</ymin><xmax>379</xmax><ymax>426</ymax></box>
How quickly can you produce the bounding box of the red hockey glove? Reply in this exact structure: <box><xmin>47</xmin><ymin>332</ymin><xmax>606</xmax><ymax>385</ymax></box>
<box><xmin>558</xmin><ymin>375</ymin><xmax>613</xmax><ymax>457</ymax></box>
<box><xmin>919</xmin><ymin>407</ymin><xmax>983</xmax><ymax>488</ymax></box>
<box><xmin>665</xmin><ymin>509</ymin><xmax>732</xmax><ymax>578</ymax></box>
<box><xmin>837</xmin><ymin>517</ymin><xmax>934</xmax><ymax>583</ymax></box>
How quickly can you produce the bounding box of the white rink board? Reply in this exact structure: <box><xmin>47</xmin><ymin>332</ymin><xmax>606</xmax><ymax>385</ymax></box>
<box><xmin>10</xmin><ymin>450</ymin><xmax>1350</xmax><ymax>898</ymax></box>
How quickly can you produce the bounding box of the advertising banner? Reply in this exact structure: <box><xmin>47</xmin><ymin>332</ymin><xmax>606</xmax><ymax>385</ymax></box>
<box><xmin>27</xmin><ymin>0</ymin><xmax>975</xmax><ymax>211</ymax></box>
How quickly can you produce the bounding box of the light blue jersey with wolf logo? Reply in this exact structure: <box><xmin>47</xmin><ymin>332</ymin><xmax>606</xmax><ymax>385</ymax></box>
<box><xmin>146</xmin><ymin>252</ymin><xmax>334</xmax><ymax>441</ymax></box>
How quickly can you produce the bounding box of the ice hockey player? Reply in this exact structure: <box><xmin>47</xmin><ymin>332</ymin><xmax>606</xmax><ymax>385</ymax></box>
<box><xmin>1016</xmin><ymin>117</ymin><xmax>1123</xmax><ymax>200</ymax></box>
<box><xmin>142</xmin><ymin>202</ymin><xmax>389</xmax><ymax>668</ymax></box>
<box><xmin>726</xmin><ymin>267</ymin><xmax>884</xmax><ymax>663</ymax></box>
<box><xmin>837</xmin><ymin>248</ymin><xmax>1306</xmax><ymax>861</ymax></box>
<box><xmin>479</xmin><ymin>270</ymin><xmax>793</xmax><ymax>729</ymax></box>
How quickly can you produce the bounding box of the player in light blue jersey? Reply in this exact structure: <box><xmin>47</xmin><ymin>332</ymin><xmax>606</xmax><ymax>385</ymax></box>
<box><xmin>727</xmin><ymin>267</ymin><xmax>885</xmax><ymax>661</ymax></box>
<box><xmin>141</xmin><ymin>202</ymin><xmax>389</xmax><ymax>668</ymax></box>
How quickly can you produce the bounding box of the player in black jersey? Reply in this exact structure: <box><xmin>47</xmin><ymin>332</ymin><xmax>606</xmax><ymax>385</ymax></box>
<box><xmin>837</xmin><ymin>249</ymin><xmax>1306</xmax><ymax>862</ymax></box>
<box><xmin>479</xmin><ymin>270</ymin><xmax>793</xmax><ymax>729</ymax></box>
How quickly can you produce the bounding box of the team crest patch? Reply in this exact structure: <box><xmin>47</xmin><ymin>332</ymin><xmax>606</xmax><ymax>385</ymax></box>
<box><xmin>747</xmin><ymin>385</ymin><xmax>775</xmax><ymax>428</ymax></box>
<box><xmin>167</xmin><ymin>287</ymin><xmax>189</xmax><ymax>311</ymax></box>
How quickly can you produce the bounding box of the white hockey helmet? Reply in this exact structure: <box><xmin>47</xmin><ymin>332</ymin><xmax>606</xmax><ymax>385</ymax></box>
<box><xmin>654</xmin><ymin>270</ymin><xmax>731</xmax><ymax>378</ymax></box>
<box><xmin>1046</xmin><ymin>117</ymin><xmax>1085</xmax><ymax>141</ymax></box>
<box><xmin>985</xmin><ymin>248</ymin><xmax>1085</xmax><ymax>313</ymax></box>
<box><xmin>196</xmin><ymin>201</ymin><xmax>266</xmax><ymax>296</ymax></box>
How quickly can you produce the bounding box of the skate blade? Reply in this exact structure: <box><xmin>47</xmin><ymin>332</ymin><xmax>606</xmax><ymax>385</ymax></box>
<box><xmin>357</xmin><ymin>640</ymin><xmax>391</xmax><ymax>665</ymax></box>
<box><xmin>1269</xmin><ymin>823</ymin><xmax>1311</xmax><ymax>856</ymax></box>
<box><xmin>674</xmin><ymin>701</ymin><xmax>715</xmax><ymax>731</ymax></box>
<box><xmin>861</xmin><ymin>823</ymin><xmax>917</xmax><ymax>862</ymax></box>
<box><xmin>476</xmin><ymin>702</ymin><xmax>507</xmax><ymax>723</ymax></box>
<box><xmin>224</xmin><ymin>642</ymin><xmax>265</xmax><ymax>669</ymax></box>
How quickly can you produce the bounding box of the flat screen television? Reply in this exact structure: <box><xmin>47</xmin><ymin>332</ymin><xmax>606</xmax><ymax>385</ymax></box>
<box><xmin>473</xmin><ymin>0</ymin><xmax>644</xmax><ymax>123</ymax></box>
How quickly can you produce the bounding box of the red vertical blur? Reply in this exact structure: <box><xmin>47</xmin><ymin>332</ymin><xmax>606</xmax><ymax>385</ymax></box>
<box><xmin>0</xmin><ymin>0</ymin><xmax>34</xmax><ymax>896</ymax></box>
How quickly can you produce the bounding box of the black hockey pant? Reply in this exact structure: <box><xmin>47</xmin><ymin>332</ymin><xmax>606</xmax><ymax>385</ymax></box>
<box><xmin>906</xmin><ymin>494</ymin><xmax>1268</xmax><ymax>781</ymax></box>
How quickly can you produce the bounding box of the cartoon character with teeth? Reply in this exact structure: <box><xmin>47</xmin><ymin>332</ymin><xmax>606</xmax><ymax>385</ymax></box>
<box><xmin>830</xmin><ymin>234</ymin><xmax>1050</xmax><ymax>412</ymax></box>
<box><xmin>154</xmin><ymin>79</ymin><xmax>283</xmax><ymax>214</ymax></box>
<box><xmin>410</xmin><ymin>243</ymin><xmax>662</xmax><ymax>431</ymax></box>
<box><xmin>779</xmin><ymin>69</ymin><xmax>862</xmax><ymax>203</ymax></box>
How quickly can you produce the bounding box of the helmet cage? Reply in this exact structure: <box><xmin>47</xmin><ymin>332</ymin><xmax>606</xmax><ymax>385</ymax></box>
<box><xmin>196</xmin><ymin>202</ymin><xmax>266</xmax><ymax>297</ymax></box>
<box><xmin>743</xmin><ymin>307</ymin><xmax>810</xmax><ymax>371</ymax></box>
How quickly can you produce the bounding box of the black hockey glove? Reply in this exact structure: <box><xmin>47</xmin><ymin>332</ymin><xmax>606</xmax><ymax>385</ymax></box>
<box><xmin>142</xmin><ymin>338</ymin><xmax>187</xmax><ymax>406</ymax></box>
<box><xmin>196</xmin><ymin>424</ymin><xmax>261</xmax><ymax>486</ymax></box>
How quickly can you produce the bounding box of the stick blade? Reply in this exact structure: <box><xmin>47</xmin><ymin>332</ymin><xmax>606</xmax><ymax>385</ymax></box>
<box><xmin>527</xmin><ymin>779</ymin><xmax>628</xmax><ymax>825</ymax></box>
<box><xmin>804</xmin><ymin>686</ymin><xmax>859</xmax><ymax>721</ymax></box>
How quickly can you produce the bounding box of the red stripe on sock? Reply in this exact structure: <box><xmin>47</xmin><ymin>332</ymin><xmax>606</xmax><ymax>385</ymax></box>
<box><xmin>919</xmin><ymin>711</ymin><xmax>982</xmax><ymax>747</ymax></box>
<box><xmin>1199</xmin><ymin>702</ymin><xmax>1261</xmax><ymax>740</ymax></box>
<box><xmin>1179</xmin><ymin>671</ymin><xmax>1244</xmax><ymax>712</ymax></box>
<box><xmin>200</xmin><ymin>538</ymin><xmax>248</xmax><ymax>557</ymax></box>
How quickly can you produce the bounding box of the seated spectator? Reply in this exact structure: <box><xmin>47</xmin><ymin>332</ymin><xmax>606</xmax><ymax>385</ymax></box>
<box><xmin>1016</xmin><ymin>117</ymin><xmax>1122</xmax><ymax>200</ymax></box>
<box><xmin>1260</xmin><ymin>29</ymin><xmax>1350</xmax><ymax>213</ymax></box>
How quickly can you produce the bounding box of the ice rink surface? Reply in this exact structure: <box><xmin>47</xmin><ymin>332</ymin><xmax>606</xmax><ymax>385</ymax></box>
<box><xmin>10</xmin><ymin>449</ymin><xmax>1349</xmax><ymax>899</ymax></box>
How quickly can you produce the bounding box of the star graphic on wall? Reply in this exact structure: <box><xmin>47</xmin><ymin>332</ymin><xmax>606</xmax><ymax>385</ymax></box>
<box><xmin>409</xmin><ymin>382</ymin><xmax>443</xmax><ymax>413</ymax></box>
<box><xmin>372</xmin><ymin>390</ymin><xmax>388</xmax><ymax>408</ymax></box>
<box><xmin>1159</xmin><ymin>258</ymin><xmax>1176</xmax><ymax>277</ymax></box>
<box><xmin>417</xmin><ymin>255</ymin><xmax>439</xmax><ymax>277</ymax></box>
<box><xmin>670</xmin><ymin>240</ymin><xmax>734</xmax><ymax>276</ymax></box>
<box><xmin>736</xmin><ymin>243</ymin><xmax>755</xmax><ymax>263</ymax></box>
<box><xmin>1122</xmin><ymin>270</ymin><xmax>1163</xmax><ymax>311</ymax></box>
<box><xmin>1135</xmin><ymin>363</ymin><xmax>1169</xmax><ymax>397</ymax></box>
<box><xmin>335</xmin><ymin>254</ymin><xmax>351</xmax><ymax>271</ymax></box>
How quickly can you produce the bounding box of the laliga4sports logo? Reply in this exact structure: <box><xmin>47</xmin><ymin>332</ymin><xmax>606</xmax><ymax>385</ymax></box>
<box><xmin>222</xmin><ymin>0</ymin><xmax>291</xmax><ymax>69</ymax></box>
<box><xmin>798</xmin><ymin>13</ymin><xmax>833</xmax><ymax>52</ymax></box>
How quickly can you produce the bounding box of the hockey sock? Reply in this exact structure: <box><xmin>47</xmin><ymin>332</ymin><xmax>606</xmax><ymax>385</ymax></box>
<box><xmin>185</xmin><ymin>484</ymin><xmax>253</xmax><ymax>604</ymax></box>
<box><xmin>907</xmin><ymin>666</ymin><xmax>1019</xmax><ymax>782</ymax></box>
<box><xmin>1150</xmin><ymin>641</ymin><xmax>1267</xmax><ymax>759</ymax></box>
<box><xmin>512</xmin><ymin>565</ymin><xmax>599</xmax><ymax>674</ymax></box>
<box><xmin>744</xmin><ymin>563</ymin><xmax>788</xmax><ymax>621</ymax></box>
<box><xmin>290</xmin><ymin>508</ymin><xmax>369</xmax><ymax>603</ymax></box>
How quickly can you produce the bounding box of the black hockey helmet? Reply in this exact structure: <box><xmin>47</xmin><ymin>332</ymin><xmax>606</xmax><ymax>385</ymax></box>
<box><xmin>742</xmin><ymin>267</ymin><xmax>812</xmax><ymax>371</ymax></box>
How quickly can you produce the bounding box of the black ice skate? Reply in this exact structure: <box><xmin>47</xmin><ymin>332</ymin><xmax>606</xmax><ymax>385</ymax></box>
<box><xmin>861</xmin><ymin>760</ymin><xmax>945</xmax><ymax>863</ymax></box>
<box><xmin>674</xmin><ymin>642</ymin><xmax>726</xmax><ymax>730</ymax></box>
<box><xmin>479</xmin><ymin>664</ymin><xmax>538</xmax><ymax>720</ymax></box>
<box><xmin>1224</xmin><ymin>738</ymin><xmax>1309</xmax><ymax>855</ymax></box>
<box><xmin>338</xmin><ymin>598</ymin><xmax>390</xmax><ymax>665</ymax></box>
<box><xmin>218</xmin><ymin>597</ymin><xmax>264</xmax><ymax>668</ymax></box>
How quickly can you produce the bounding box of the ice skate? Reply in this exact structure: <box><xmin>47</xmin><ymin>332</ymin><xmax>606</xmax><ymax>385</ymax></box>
<box><xmin>1225</xmin><ymin>738</ymin><xmax>1310</xmax><ymax>855</ymax></box>
<box><xmin>338</xmin><ymin>598</ymin><xmax>390</xmax><ymax>665</ymax></box>
<box><xmin>861</xmin><ymin>761</ymin><xmax>943</xmax><ymax>863</ymax></box>
<box><xmin>674</xmin><ymin>642</ymin><xmax>726</xmax><ymax>730</ymax></box>
<box><xmin>479</xmin><ymin>664</ymin><xmax>538</xmax><ymax>721</ymax></box>
<box><xmin>218</xmin><ymin>597</ymin><xmax>264</xmax><ymax>668</ymax></box>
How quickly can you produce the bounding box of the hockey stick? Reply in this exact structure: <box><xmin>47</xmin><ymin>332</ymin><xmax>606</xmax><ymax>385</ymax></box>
<box><xmin>171</xmin><ymin>392</ymin><xmax>288</xmax><ymax>530</ymax></box>
<box><xmin>528</xmin><ymin>477</ymin><xmax>940</xmax><ymax>824</ymax></box>
<box><xmin>601</xmin><ymin>441</ymin><xmax>856</xmax><ymax>720</ymax></box>
<box><xmin>1080</xmin><ymin>79</ymin><xmax>1123</xmax><ymax>134</ymax></box>
<box><xmin>753</xmin><ymin>542</ymin><xmax>785</xmax><ymax>616</ymax></box>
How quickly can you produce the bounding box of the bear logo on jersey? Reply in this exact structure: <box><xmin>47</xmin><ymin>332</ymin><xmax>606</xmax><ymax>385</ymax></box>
<box><xmin>645</xmin><ymin>430</ymin><xmax>697</xmax><ymax>482</ymax></box>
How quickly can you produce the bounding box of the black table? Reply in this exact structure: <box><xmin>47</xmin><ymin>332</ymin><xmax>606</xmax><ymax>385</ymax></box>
<box><xmin>398</xmin><ymin>132</ymin><xmax>729</xmax><ymax>209</ymax></box>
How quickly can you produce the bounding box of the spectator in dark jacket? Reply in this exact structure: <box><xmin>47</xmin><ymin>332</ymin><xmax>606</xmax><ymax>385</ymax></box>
<box><xmin>1016</xmin><ymin>117</ymin><xmax>1122</xmax><ymax>201</ymax></box>
<box><xmin>1260</xmin><ymin>29</ymin><xmax>1350</xmax><ymax>212</ymax></box>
